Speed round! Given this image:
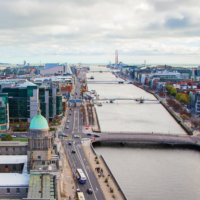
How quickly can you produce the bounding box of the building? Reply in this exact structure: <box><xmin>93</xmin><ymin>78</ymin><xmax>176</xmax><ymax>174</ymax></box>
<box><xmin>0</xmin><ymin>105</ymin><xmax>62</xmax><ymax>199</ymax></box>
<box><xmin>0</xmin><ymin>93</ymin><xmax>9</xmax><ymax>131</ymax></box>
<box><xmin>0</xmin><ymin>141</ymin><xmax>28</xmax><ymax>155</ymax></box>
<box><xmin>38</xmin><ymin>63</ymin><xmax>72</xmax><ymax>75</ymax></box>
<box><xmin>1</xmin><ymin>81</ymin><xmax>62</xmax><ymax>122</ymax></box>
<box><xmin>0</xmin><ymin>155</ymin><xmax>30</xmax><ymax>199</ymax></box>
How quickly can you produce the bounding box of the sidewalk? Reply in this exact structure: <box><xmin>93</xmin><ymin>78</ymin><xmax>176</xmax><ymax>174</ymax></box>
<box><xmin>60</xmin><ymin>145</ymin><xmax>76</xmax><ymax>200</ymax></box>
<box><xmin>82</xmin><ymin>140</ymin><xmax>126</xmax><ymax>200</ymax></box>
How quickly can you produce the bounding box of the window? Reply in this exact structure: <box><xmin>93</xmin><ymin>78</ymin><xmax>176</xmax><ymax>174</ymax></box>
<box><xmin>13</xmin><ymin>165</ymin><xmax>16</xmax><ymax>171</ymax></box>
<box><xmin>26</xmin><ymin>188</ymin><xmax>28</xmax><ymax>193</ymax></box>
<box><xmin>38</xmin><ymin>156</ymin><xmax>41</xmax><ymax>160</ymax></box>
<box><xmin>16</xmin><ymin>188</ymin><xmax>20</xmax><ymax>194</ymax></box>
<box><xmin>13</xmin><ymin>148</ymin><xmax>15</xmax><ymax>151</ymax></box>
<box><xmin>0</xmin><ymin>148</ymin><xmax>1</xmax><ymax>152</ymax></box>
<box><xmin>19</xmin><ymin>147</ymin><xmax>22</xmax><ymax>151</ymax></box>
<box><xmin>6</xmin><ymin>148</ymin><xmax>8</xmax><ymax>151</ymax></box>
<box><xmin>5</xmin><ymin>165</ymin><xmax>8</xmax><ymax>171</ymax></box>
<box><xmin>7</xmin><ymin>188</ymin><xmax>10</xmax><ymax>194</ymax></box>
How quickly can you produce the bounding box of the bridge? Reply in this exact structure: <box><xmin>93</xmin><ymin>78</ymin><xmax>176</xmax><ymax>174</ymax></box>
<box><xmin>93</xmin><ymin>98</ymin><xmax>161</xmax><ymax>103</ymax></box>
<box><xmin>89</xmin><ymin>71</ymin><xmax>116</xmax><ymax>73</ymax></box>
<box><xmin>91</xmin><ymin>133</ymin><xmax>200</xmax><ymax>146</ymax></box>
<box><xmin>87</xmin><ymin>80</ymin><xmax>132</xmax><ymax>84</ymax></box>
<box><xmin>68</xmin><ymin>99</ymin><xmax>82</xmax><ymax>103</ymax></box>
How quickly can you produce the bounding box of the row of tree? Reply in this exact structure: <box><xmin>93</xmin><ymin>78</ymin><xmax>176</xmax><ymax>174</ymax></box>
<box><xmin>166</xmin><ymin>85</ymin><xmax>189</xmax><ymax>104</ymax></box>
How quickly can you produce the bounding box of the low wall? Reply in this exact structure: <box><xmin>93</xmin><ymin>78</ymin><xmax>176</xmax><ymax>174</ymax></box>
<box><xmin>92</xmin><ymin>106</ymin><xmax>101</xmax><ymax>133</ymax></box>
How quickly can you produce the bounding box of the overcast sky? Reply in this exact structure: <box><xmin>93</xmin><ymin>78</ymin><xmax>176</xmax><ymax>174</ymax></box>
<box><xmin>0</xmin><ymin>0</ymin><xmax>200</xmax><ymax>65</ymax></box>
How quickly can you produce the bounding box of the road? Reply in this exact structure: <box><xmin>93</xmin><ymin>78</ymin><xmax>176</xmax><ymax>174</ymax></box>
<box><xmin>61</xmin><ymin>68</ymin><xmax>106</xmax><ymax>200</ymax></box>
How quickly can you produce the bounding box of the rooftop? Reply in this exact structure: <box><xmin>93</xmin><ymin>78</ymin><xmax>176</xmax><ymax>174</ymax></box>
<box><xmin>0</xmin><ymin>155</ymin><xmax>27</xmax><ymax>164</ymax></box>
<box><xmin>0</xmin><ymin>173</ymin><xmax>30</xmax><ymax>187</ymax></box>
<box><xmin>27</xmin><ymin>174</ymin><xmax>55</xmax><ymax>199</ymax></box>
<box><xmin>0</xmin><ymin>141</ymin><xmax>28</xmax><ymax>147</ymax></box>
<box><xmin>30</xmin><ymin>114</ymin><xmax>49</xmax><ymax>129</ymax></box>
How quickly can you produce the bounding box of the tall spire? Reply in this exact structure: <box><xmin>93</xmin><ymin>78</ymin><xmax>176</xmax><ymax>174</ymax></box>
<box><xmin>38</xmin><ymin>101</ymin><xmax>41</xmax><ymax>115</ymax></box>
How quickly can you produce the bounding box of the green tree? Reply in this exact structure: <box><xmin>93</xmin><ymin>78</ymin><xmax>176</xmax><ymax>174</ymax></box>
<box><xmin>170</xmin><ymin>88</ymin><xmax>177</xmax><ymax>97</ymax></box>
<box><xmin>1</xmin><ymin>134</ymin><xmax>13</xmax><ymax>141</ymax></box>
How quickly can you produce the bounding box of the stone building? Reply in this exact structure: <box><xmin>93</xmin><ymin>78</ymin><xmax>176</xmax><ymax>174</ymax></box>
<box><xmin>28</xmin><ymin>108</ymin><xmax>52</xmax><ymax>169</ymax></box>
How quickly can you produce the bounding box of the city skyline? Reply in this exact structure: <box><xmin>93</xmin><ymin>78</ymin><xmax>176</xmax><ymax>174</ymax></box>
<box><xmin>0</xmin><ymin>0</ymin><xmax>200</xmax><ymax>64</ymax></box>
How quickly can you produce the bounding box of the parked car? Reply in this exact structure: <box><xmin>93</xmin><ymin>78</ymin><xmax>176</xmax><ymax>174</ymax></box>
<box><xmin>68</xmin><ymin>142</ymin><xmax>72</xmax><ymax>145</ymax></box>
<box><xmin>87</xmin><ymin>189</ymin><xmax>93</xmax><ymax>194</ymax></box>
<box><xmin>12</xmin><ymin>135</ymin><xmax>17</xmax><ymax>138</ymax></box>
<box><xmin>67</xmin><ymin>120</ymin><xmax>70</xmax><ymax>123</ymax></box>
<box><xmin>66</xmin><ymin>126</ymin><xmax>69</xmax><ymax>129</ymax></box>
<box><xmin>87</xmin><ymin>133</ymin><xmax>92</xmax><ymax>136</ymax></box>
<box><xmin>21</xmin><ymin>135</ymin><xmax>27</xmax><ymax>138</ymax></box>
<box><xmin>71</xmin><ymin>150</ymin><xmax>76</xmax><ymax>153</ymax></box>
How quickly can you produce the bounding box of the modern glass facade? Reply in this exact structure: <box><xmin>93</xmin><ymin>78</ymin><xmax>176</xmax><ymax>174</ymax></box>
<box><xmin>1</xmin><ymin>86</ymin><xmax>62</xmax><ymax>122</ymax></box>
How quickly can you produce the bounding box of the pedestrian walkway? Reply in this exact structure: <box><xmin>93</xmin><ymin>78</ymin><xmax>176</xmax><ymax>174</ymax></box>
<box><xmin>82</xmin><ymin>140</ymin><xmax>126</xmax><ymax>200</ymax></box>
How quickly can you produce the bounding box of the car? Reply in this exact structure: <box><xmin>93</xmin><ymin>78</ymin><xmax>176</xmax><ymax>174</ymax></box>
<box><xmin>67</xmin><ymin>120</ymin><xmax>70</xmax><ymax>123</ymax></box>
<box><xmin>68</xmin><ymin>142</ymin><xmax>72</xmax><ymax>145</ymax></box>
<box><xmin>94</xmin><ymin>134</ymin><xmax>100</xmax><ymax>137</ymax></box>
<box><xmin>69</xmin><ymin>113</ymin><xmax>71</xmax><ymax>115</ymax></box>
<box><xmin>87</xmin><ymin>133</ymin><xmax>92</xmax><ymax>136</ymax></box>
<box><xmin>21</xmin><ymin>135</ymin><xmax>27</xmax><ymax>138</ymax></box>
<box><xmin>71</xmin><ymin>150</ymin><xmax>76</xmax><ymax>153</ymax></box>
<box><xmin>12</xmin><ymin>135</ymin><xmax>17</xmax><ymax>138</ymax></box>
<box><xmin>59</xmin><ymin>133</ymin><xmax>68</xmax><ymax>137</ymax></box>
<box><xmin>76</xmin><ymin>188</ymin><xmax>80</xmax><ymax>193</ymax></box>
<box><xmin>87</xmin><ymin>189</ymin><xmax>93</xmax><ymax>194</ymax></box>
<box><xmin>66</xmin><ymin>126</ymin><xmax>69</xmax><ymax>129</ymax></box>
<box><xmin>73</xmin><ymin>135</ymin><xmax>80</xmax><ymax>138</ymax></box>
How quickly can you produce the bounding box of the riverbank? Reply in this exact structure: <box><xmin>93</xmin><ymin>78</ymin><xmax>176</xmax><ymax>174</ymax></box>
<box><xmin>81</xmin><ymin>139</ymin><xmax>127</xmax><ymax>200</ymax></box>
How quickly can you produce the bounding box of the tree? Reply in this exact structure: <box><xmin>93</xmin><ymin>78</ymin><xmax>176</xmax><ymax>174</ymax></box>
<box><xmin>1</xmin><ymin>134</ymin><xmax>13</xmax><ymax>141</ymax></box>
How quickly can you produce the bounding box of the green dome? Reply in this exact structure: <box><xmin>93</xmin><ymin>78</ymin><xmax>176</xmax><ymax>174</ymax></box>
<box><xmin>30</xmin><ymin>114</ymin><xmax>49</xmax><ymax>129</ymax></box>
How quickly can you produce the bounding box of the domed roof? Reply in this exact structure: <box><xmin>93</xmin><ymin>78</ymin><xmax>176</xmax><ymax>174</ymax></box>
<box><xmin>29</xmin><ymin>114</ymin><xmax>49</xmax><ymax>129</ymax></box>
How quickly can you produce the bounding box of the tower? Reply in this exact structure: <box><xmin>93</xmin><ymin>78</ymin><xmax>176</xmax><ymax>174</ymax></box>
<box><xmin>115</xmin><ymin>50</ymin><xmax>118</xmax><ymax>65</ymax></box>
<box><xmin>28</xmin><ymin>105</ymin><xmax>51</xmax><ymax>169</ymax></box>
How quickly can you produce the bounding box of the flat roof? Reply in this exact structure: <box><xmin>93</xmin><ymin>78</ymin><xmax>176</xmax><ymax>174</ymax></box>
<box><xmin>0</xmin><ymin>141</ymin><xmax>28</xmax><ymax>147</ymax></box>
<box><xmin>0</xmin><ymin>173</ymin><xmax>30</xmax><ymax>187</ymax></box>
<box><xmin>0</xmin><ymin>155</ymin><xmax>27</xmax><ymax>164</ymax></box>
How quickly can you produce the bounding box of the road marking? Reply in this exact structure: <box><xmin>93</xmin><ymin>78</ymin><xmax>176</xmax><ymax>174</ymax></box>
<box><xmin>75</xmin><ymin>143</ymin><xmax>98</xmax><ymax>200</ymax></box>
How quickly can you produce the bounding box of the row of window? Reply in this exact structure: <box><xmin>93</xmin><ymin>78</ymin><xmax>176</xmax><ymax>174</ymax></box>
<box><xmin>0</xmin><ymin>147</ymin><xmax>25</xmax><ymax>151</ymax></box>
<box><xmin>7</xmin><ymin>188</ymin><xmax>28</xmax><ymax>194</ymax></box>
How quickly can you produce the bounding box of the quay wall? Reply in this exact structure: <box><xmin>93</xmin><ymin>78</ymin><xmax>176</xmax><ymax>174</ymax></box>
<box><xmin>90</xmin><ymin>143</ymin><xmax>128</xmax><ymax>200</ymax></box>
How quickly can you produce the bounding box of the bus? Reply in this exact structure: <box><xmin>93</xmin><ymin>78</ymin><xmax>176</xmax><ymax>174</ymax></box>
<box><xmin>77</xmin><ymin>192</ymin><xmax>85</xmax><ymax>200</ymax></box>
<box><xmin>76</xmin><ymin>168</ymin><xmax>86</xmax><ymax>184</ymax></box>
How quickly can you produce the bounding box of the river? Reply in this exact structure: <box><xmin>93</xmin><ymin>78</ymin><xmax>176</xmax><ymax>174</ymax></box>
<box><xmin>86</xmin><ymin>65</ymin><xmax>186</xmax><ymax>134</ymax></box>
<box><xmin>94</xmin><ymin>145</ymin><xmax>200</xmax><ymax>200</ymax></box>
<box><xmin>86</xmin><ymin>65</ymin><xmax>200</xmax><ymax>199</ymax></box>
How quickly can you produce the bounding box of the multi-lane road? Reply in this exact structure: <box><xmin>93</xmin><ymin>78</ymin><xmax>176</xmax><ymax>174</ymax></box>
<box><xmin>61</xmin><ymin>69</ymin><xmax>106</xmax><ymax>200</ymax></box>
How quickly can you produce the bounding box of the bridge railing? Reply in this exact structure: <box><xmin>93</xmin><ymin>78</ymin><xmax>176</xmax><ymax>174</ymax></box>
<box><xmin>93</xmin><ymin>137</ymin><xmax>195</xmax><ymax>144</ymax></box>
<box><xmin>101</xmin><ymin>131</ymin><xmax>183</xmax><ymax>137</ymax></box>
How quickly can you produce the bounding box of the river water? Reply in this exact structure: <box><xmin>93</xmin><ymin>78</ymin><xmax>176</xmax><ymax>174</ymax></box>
<box><xmin>86</xmin><ymin>65</ymin><xmax>186</xmax><ymax>134</ymax></box>
<box><xmin>94</xmin><ymin>145</ymin><xmax>200</xmax><ymax>200</ymax></box>
<box><xmin>86</xmin><ymin>65</ymin><xmax>200</xmax><ymax>199</ymax></box>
